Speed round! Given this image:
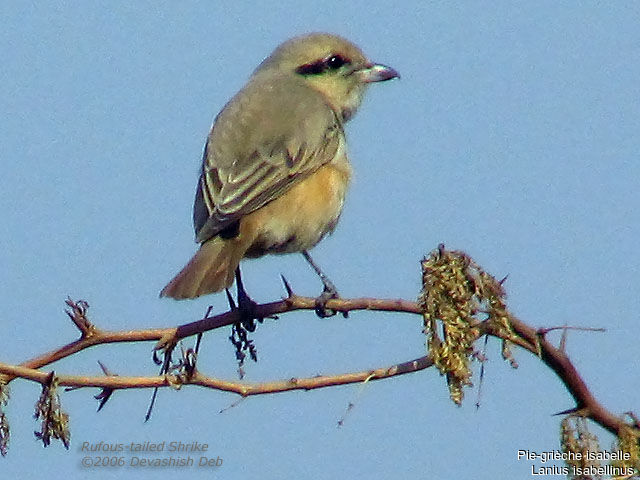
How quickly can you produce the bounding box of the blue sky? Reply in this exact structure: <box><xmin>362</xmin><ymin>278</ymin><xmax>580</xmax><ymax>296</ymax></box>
<box><xmin>1</xmin><ymin>2</ymin><xmax>639</xmax><ymax>479</ymax></box>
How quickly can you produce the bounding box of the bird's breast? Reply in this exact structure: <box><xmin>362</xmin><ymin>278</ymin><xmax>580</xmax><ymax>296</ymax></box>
<box><xmin>242</xmin><ymin>157</ymin><xmax>352</xmax><ymax>257</ymax></box>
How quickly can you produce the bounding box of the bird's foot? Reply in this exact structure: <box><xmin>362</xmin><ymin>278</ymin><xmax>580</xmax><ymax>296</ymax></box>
<box><xmin>301</xmin><ymin>250</ymin><xmax>347</xmax><ymax>318</ymax></box>
<box><xmin>314</xmin><ymin>281</ymin><xmax>348</xmax><ymax>319</ymax></box>
<box><xmin>238</xmin><ymin>290</ymin><xmax>260</xmax><ymax>329</ymax></box>
<box><xmin>225</xmin><ymin>288</ymin><xmax>260</xmax><ymax>331</ymax></box>
<box><xmin>226</xmin><ymin>287</ymin><xmax>260</xmax><ymax>375</ymax></box>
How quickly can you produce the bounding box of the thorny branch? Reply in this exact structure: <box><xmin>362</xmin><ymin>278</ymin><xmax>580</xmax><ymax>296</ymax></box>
<box><xmin>0</xmin><ymin>246</ymin><xmax>638</xmax><ymax>465</ymax></box>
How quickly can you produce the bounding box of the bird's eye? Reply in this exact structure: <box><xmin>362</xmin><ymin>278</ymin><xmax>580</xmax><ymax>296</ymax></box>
<box><xmin>326</xmin><ymin>55</ymin><xmax>348</xmax><ymax>70</ymax></box>
<box><xmin>295</xmin><ymin>55</ymin><xmax>351</xmax><ymax>76</ymax></box>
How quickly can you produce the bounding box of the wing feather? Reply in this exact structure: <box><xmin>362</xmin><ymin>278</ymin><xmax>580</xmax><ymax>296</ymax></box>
<box><xmin>194</xmin><ymin>75</ymin><xmax>343</xmax><ymax>243</ymax></box>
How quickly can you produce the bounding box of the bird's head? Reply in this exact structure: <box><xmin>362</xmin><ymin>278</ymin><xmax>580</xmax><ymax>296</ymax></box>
<box><xmin>254</xmin><ymin>33</ymin><xmax>399</xmax><ymax>121</ymax></box>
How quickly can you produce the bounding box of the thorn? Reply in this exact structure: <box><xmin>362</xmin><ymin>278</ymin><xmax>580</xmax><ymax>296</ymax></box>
<box><xmin>474</xmin><ymin>334</ymin><xmax>490</xmax><ymax>410</ymax></box>
<box><xmin>194</xmin><ymin>333</ymin><xmax>203</xmax><ymax>356</ymax></box>
<box><xmin>146</xmin><ymin>343</ymin><xmax>175</xmax><ymax>422</ymax></box>
<box><xmin>152</xmin><ymin>349</ymin><xmax>163</xmax><ymax>365</ymax></box>
<box><xmin>538</xmin><ymin>325</ymin><xmax>606</xmax><ymax>337</ymax></box>
<box><xmin>145</xmin><ymin>388</ymin><xmax>159</xmax><ymax>422</ymax></box>
<box><xmin>97</xmin><ymin>360</ymin><xmax>115</xmax><ymax>376</ymax></box>
<box><xmin>623</xmin><ymin>411</ymin><xmax>640</xmax><ymax>428</ymax></box>
<box><xmin>559</xmin><ymin>324</ymin><xmax>568</xmax><ymax>352</ymax></box>
<box><xmin>552</xmin><ymin>406</ymin><xmax>584</xmax><ymax>416</ymax></box>
<box><xmin>225</xmin><ymin>289</ymin><xmax>236</xmax><ymax>310</ymax></box>
<box><xmin>499</xmin><ymin>274</ymin><xmax>509</xmax><ymax>285</ymax></box>
<box><xmin>219</xmin><ymin>397</ymin><xmax>246</xmax><ymax>414</ymax></box>
<box><xmin>280</xmin><ymin>274</ymin><xmax>294</xmax><ymax>298</ymax></box>
<box><xmin>95</xmin><ymin>388</ymin><xmax>114</xmax><ymax>412</ymax></box>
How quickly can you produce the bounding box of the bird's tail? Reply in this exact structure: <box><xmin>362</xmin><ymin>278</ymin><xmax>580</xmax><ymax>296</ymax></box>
<box><xmin>160</xmin><ymin>236</ymin><xmax>249</xmax><ymax>299</ymax></box>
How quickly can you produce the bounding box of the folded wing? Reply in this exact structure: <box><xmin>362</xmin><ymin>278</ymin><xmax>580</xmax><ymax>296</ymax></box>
<box><xmin>194</xmin><ymin>75</ymin><xmax>344</xmax><ymax>244</ymax></box>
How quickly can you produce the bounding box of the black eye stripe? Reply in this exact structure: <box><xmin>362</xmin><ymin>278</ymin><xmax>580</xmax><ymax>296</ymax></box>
<box><xmin>295</xmin><ymin>54</ymin><xmax>351</xmax><ymax>76</ymax></box>
<box><xmin>295</xmin><ymin>60</ymin><xmax>326</xmax><ymax>75</ymax></box>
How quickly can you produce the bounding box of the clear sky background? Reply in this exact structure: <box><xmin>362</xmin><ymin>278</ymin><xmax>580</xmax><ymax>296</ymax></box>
<box><xmin>1</xmin><ymin>2</ymin><xmax>639</xmax><ymax>479</ymax></box>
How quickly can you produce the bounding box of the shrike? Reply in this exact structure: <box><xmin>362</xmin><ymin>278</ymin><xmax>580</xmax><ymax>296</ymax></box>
<box><xmin>161</xmin><ymin>33</ymin><xmax>398</xmax><ymax>312</ymax></box>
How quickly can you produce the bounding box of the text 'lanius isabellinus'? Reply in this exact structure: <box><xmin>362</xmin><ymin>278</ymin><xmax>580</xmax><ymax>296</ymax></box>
<box><xmin>161</xmin><ymin>33</ymin><xmax>399</xmax><ymax>311</ymax></box>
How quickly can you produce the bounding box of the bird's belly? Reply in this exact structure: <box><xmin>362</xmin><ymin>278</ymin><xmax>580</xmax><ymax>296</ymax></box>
<box><xmin>242</xmin><ymin>163</ymin><xmax>351</xmax><ymax>257</ymax></box>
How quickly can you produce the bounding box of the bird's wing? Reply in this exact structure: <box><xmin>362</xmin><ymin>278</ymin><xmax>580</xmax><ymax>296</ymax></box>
<box><xmin>194</xmin><ymin>75</ymin><xmax>344</xmax><ymax>243</ymax></box>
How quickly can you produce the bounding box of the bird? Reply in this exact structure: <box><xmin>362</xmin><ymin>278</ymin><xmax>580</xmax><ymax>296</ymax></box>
<box><xmin>160</xmin><ymin>32</ymin><xmax>399</xmax><ymax>314</ymax></box>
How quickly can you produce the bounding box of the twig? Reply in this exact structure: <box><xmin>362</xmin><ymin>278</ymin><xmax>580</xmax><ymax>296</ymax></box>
<box><xmin>0</xmin><ymin>295</ymin><xmax>635</xmax><ymax>441</ymax></box>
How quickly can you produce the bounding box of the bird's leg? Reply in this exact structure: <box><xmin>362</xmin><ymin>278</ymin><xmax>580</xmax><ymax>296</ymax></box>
<box><xmin>302</xmin><ymin>250</ymin><xmax>345</xmax><ymax>318</ymax></box>
<box><xmin>234</xmin><ymin>266</ymin><xmax>258</xmax><ymax>325</ymax></box>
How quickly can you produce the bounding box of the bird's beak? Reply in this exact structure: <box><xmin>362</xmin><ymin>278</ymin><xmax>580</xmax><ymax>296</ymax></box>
<box><xmin>356</xmin><ymin>63</ymin><xmax>400</xmax><ymax>83</ymax></box>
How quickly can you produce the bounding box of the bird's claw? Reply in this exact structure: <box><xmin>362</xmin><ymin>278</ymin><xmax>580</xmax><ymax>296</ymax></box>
<box><xmin>237</xmin><ymin>295</ymin><xmax>260</xmax><ymax>331</ymax></box>
<box><xmin>314</xmin><ymin>285</ymin><xmax>344</xmax><ymax>318</ymax></box>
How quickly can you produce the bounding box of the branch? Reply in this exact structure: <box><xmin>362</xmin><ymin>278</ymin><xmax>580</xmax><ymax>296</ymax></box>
<box><xmin>1</xmin><ymin>247</ymin><xmax>638</xmax><ymax>461</ymax></box>
<box><xmin>508</xmin><ymin>315</ymin><xmax>627</xmax><ymax>435</ymax></box>
<box><xmin>2</xmin><ymin>295</ymin><xmax>419</xmax><ymax>383</ymax></box>
<box><xmin>0</xmin><ymin>355</ymin><xmax>434</xmax><ymax>395</ymax></box>
<box><xmin>0</xmin><ymin>294</ymin><xmax>634</xmax><ymax>438</ymax></box>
